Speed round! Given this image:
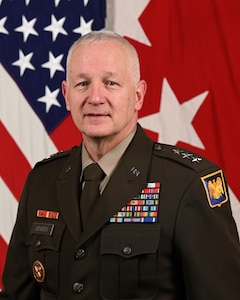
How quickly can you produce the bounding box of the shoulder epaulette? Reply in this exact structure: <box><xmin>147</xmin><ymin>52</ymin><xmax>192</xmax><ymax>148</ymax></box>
<box><xmin>152</xmin><ymin>142</ymin><xmax>218</xmax><ymax>172</ymax></box>
<box><xmin>34</xmin><ymin>146</ymin><xmax>78</xmax><ymax>168</ymax></box>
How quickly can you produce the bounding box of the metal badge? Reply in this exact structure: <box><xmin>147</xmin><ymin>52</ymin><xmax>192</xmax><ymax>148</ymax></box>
<box><xmin>32</xmin><ymin>260</ymin><xmax>45</xmax><ymax>283</ymax></box>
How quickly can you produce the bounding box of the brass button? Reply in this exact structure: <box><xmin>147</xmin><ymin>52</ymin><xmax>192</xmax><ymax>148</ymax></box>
<box><xmin>123</xmin><ymin>246</ymin><xmax>132</xmax><ymax>255</ymax></box>
<box><xmin>36</xmin><ymin>240</ymin><xmax>41</xmax><ymax>247</ymax></box>
<box><xmin>75</xmin><ymin>248</ymin><xmax>86</xmax><ymax>260</ymax></box>
<box><xmin>73</xmin><ymin>282</ymin><xmax>84</xmax><ymax>293</ymax></box>
<box><xmin>154</xmin><ymin>143</ymin><xmax>162</xmax><ymax>151</ymax></box>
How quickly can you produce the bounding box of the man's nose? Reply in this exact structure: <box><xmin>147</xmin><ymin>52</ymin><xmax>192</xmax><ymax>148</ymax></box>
<box><xmin>88</xmin><ymin>83</ymin><xmax>105</xmax><ymax>105</ymax></box>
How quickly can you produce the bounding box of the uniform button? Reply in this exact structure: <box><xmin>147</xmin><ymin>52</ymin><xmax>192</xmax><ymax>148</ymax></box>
<box><xmin>154</xmin><ymin>143</ymin><xmax>162</xmax><ymax>151</ymax></box>
<box><xmin>73</xmin><ymin>282</ymin><xmax>84</xmax><ymax>293</ymax></box>
<box><xmin>75</xmin><ymin>248</ymin><xmax>86</xmax><ymax>260</ymax></box>
<box><xmin>36</xmin><ymin>240</ymin><xmax>41</xmax><ymax>247</ymax></box>
<box><xmin>123</xmin><ymin>246</ymin><xmax>132</xmax><ymax>255</ymax></box>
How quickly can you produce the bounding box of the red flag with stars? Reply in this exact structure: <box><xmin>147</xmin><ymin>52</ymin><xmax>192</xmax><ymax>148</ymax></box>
<box><xmin>107</xmin><ymin>0</ymin><xmax>240</xmax><ymax>231</ymax></box>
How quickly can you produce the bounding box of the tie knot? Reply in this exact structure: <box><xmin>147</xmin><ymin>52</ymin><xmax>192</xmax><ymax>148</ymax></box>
<box><xmin>83</xmin><ymin>163</ymin><xmax>105</xmax><ymax>181</ymax></box>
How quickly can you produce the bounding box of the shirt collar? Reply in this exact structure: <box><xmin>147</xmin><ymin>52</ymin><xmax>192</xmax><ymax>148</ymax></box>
<box><xmin>81</xmin><ymin>127</ymin><xmax>137</xmax><ymax>178</ymax></box>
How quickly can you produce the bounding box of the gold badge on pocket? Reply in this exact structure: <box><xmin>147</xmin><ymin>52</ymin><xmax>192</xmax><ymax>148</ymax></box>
<box><xmin>32</xmin><ymin>260</ymin><xmax>45</xmax><ymax>283</ymax></box>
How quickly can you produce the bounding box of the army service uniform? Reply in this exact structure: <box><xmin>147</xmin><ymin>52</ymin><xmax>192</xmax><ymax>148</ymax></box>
<box><xmin>1</xmin><ymin>124</ymin><xmax>240</xmax><ymax>299</ymax></box>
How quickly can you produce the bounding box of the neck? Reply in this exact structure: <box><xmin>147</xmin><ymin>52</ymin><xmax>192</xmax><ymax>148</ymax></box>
<box><xmin>83</xmin><ymin>126</ymin><xmax>137</xmax><ymax>161</ymax></box>
<box><xmin>82</xmin><ymin>136</ymin><xmax>123</xmax><ymax>161</ymax></box>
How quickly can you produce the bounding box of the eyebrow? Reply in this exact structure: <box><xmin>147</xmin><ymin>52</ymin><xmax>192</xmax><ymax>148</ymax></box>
<box><xmin>74</xmin><ymin>73</ymin><xmax>88</xmax><ymax>79</ymax></box>
<box><xmin>75</xmin><ymin>71</ymin><xmax>118</xmax><ymax>79</ymax></box>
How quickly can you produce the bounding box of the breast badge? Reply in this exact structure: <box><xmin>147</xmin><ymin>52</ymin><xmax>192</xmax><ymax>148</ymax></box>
<box><xmin>201</xmin><ymin>170</ymin><xmax>228</xmax><ymax>208</ymax></box>
<box><xmin>32</xmin><ymin>260</ymin><xmax>45</xmax><ymax>283</ymax></box>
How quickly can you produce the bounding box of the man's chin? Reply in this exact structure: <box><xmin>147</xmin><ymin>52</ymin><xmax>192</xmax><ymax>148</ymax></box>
<box><xmin>82</xmin><ymin>126</ymin><xmax>112</xmax><ymax>139</ymax></box>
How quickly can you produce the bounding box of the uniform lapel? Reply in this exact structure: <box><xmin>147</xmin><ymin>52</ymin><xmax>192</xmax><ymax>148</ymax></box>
<box><xmin>78</xmin><ymin>125</ymin><xmax>154</xmax><ymax>246</ymax></box>
<box><xmin>56</xmin><ymin>146</ymin><xmax>82</xmax><ymax>242</ymax></box>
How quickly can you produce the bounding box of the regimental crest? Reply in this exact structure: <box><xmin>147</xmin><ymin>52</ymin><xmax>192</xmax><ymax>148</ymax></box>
<box><xmin>110</xmin><ymin>182</ymin><xmax>160</xmax><ymax>223</ymax></box>
<box><xmin>201</xmin><ymin>170</ymin><xmax>228</xmax><ymax>208</ymax></box>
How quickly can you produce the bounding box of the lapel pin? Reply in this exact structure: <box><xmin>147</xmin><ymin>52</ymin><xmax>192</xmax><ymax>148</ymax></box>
<box><xmin>130</xmin><ymin>167</ymin><xmax>141</xmax><ymax>177</ymax></box>
<box><xmin>65</xmin><ymin>165</ymin><xmax>72</xmax><ymax>173</ymax></box>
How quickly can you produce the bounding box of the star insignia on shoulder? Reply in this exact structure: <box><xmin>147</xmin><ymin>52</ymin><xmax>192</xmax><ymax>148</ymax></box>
<box><xmin>172</xmin><ymin>148</ymin><xmax>202</xmax><ymax>163</ymax></box>
<box><xmin>172</xmin><ymin>148</ymin><xmax>182</xmax><ymax>155</ymax></box>
<box><xmin>181</xmin><ymin>152</ymin><xmax>193</xmax><ymax>159</ymax></box>
<box><xmin>192</xmin><ymin>156</ymin><xmax>202</xmax><ymax>163</ymax></box>
<box><xmin>45</xmin><ymin>150</ymin><xmax>63</xmax><ymax>159</ymax></box>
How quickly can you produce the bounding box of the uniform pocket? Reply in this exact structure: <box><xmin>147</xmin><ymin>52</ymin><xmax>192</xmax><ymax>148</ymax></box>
<box><xmin>25</xmin><ymin>220</ymin><xmax>66</xmax><ymax>296</ymax></box>
<box><xmin>100</xmin><ymin>224</ymin><xmax>160</xmax><ymax>300</ymax></box>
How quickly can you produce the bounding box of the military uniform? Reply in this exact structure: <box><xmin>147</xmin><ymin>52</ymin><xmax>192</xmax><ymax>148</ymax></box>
<box><xmin>1</xmin><ymin>124</ymin><xmax>240</xmax><ymax>299</ymax></box>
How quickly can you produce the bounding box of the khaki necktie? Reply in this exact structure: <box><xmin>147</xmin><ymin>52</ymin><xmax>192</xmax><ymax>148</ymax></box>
<box><xmin>80</xmin><ymin>163</ymin><xmax>105</xmax><ymax>229</ymax></box>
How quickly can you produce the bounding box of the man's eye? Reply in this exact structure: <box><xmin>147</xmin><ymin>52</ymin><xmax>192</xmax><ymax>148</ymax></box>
<box><xmin>78</xmin><ymin>81</ymin><xmax>88</xmax><ymax>87</ymax></box>
<box><xmin>107</xmin><ymin>81</ymin><xmax>116</xmax><ymax>86</ymax></box>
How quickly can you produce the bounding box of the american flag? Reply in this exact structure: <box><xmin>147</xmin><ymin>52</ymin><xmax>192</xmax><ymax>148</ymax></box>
<box><xmin>1</xmin><ymin>0</ymin><xmax>240</xmax><ymax>288</ymax></box>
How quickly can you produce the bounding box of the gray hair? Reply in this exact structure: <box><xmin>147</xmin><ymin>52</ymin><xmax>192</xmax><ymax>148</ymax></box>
<box><xmin>66</xmin><ymin>30</ymin><xmax>141</xmax><ymax>84</ymax></box>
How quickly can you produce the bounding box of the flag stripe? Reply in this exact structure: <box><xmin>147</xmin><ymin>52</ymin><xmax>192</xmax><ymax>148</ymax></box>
<box><xmin>0</xmin><ymin>122</ymin><xmax>31</xmax><ymax>199</ymax></box>
<box><xmin>0</xmin><ymin>237</ymin><xmax>8</xmax><ymax>288</ymax></box>
<box><xmin>0</xmin><ymin>178</ymin><xmax>18</xmax><ymax>244</ymax></box>
<box><xmin>0</xmin><ymin>64</ymin><xmax>57</xmax><ymax>167</ymax></box>
<box><xmin>229</xmin><ymin>187</ymin><xmax>240</xmax><ymax>234</ymax></box>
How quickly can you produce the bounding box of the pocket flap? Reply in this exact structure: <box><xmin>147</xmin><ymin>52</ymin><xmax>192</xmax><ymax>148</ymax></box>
<box><xmin>101</xmin><ymin>224</ymin><xmax>160</xmax><ymax>258</ymax></box>
<box><xmin>26</xmin><ymin>221</ymin><xmax>66</xmax><ymax>251</ymax></box>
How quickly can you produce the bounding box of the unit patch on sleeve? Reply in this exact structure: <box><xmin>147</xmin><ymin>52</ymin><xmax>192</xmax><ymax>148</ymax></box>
<box><xmin>110</xmin><ymin>182</ymin><xmax>160</xmax><ymax>223</ymax></box>
<box><xmin>201</xmin><ymin>170</ymin><xmax>228</xmax><ymax>208</ymax></box>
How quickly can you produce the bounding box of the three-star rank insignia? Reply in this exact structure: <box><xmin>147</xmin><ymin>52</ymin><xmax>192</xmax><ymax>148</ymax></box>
<box><xmin>32</xmin><ymin>260</ymin><xmax>45</xmax><ymax>283</ymax></box>
<box><xmin>201</xmin><ymin>170</ymin><xmax>228</xmax><ymax>208</ymax></box>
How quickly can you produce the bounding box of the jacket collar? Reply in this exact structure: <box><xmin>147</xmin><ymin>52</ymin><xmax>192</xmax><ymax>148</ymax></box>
<box><xmin>57</xmin><ymin>124</ymin><xmax>154</xmax><ymax>244</ymax></box>
<box><xmin>56</xmin><ymin>145</ymin><xmax>82</xmax><ymax>241</ymax></box>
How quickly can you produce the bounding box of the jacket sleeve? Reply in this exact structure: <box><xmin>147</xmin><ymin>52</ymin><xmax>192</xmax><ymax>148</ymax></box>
<box><xmin>174</xmin><ymin>168</ymin><xmax>240</xmax><ymax>299</ymax></box>
<box><xmin>0</xmin><ymin>174</ymin><xmax>41</xmax><ymax>300</ymax></box>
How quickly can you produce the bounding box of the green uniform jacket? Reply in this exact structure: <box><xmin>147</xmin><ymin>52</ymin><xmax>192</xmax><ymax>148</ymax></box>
<box><xmin>1</xmin><ymin>124</ymin><xmax>240</xmax><ymax>299</ymax></box>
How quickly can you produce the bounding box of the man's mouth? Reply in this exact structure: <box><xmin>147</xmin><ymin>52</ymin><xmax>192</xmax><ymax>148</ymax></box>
<box><xmin>84</xmin><ymin>113</ymin><xmax>110</xmax><ymax>119</ymax></box>
<box><xmin>85</xmin><ymin>113</ymin><xmax>109</xmax><ymax>117</ymax></box>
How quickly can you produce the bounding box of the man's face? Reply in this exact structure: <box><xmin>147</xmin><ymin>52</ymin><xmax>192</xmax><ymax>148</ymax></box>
<box><xmin>62</xmin><ymin>39</ymin><xmax>146</xmax><ymax>144</ymax></box>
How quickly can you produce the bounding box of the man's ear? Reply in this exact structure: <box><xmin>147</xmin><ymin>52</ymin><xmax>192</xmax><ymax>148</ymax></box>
<box><xmin>62</xmin><ymin>80</ymin><xmax>70</xmax><ymax>111</ymax></box>
<box><xmin>135</xmin><ymin>79</ymin><xmax>147</xmax><ymax>111</ymax></box>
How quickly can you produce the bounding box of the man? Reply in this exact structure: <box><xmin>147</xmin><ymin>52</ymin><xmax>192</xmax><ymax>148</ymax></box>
<box><xmin>1</xmin><ymin>30</ymin><xmax>240</xmax><ymax>299</ymax></box>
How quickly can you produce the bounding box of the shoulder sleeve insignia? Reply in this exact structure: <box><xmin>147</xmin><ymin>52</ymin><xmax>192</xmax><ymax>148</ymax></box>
<box><xmin>201</xmin><ymin>170</ymin><xmax>228</xmax><ymax>208</ymax></box>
